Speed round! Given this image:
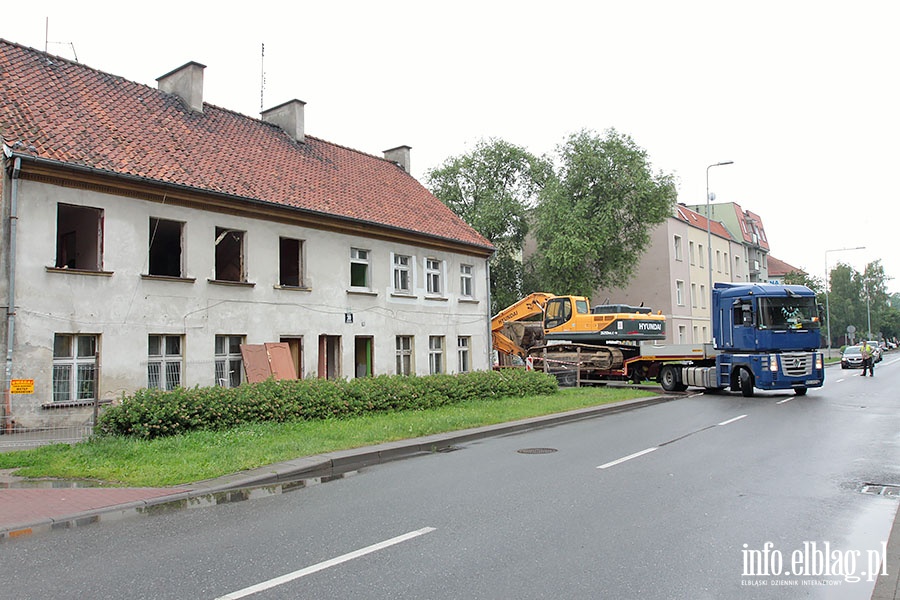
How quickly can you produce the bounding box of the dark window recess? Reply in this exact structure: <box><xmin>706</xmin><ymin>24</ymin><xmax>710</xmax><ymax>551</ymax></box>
<box><xmin>279</xmin><ymin>238</ymin><xmax>302</xmax><ymax>287</ymax></box>
<box><xmin>56</xmin><ymin>204</ymin><xmax>103</xmax><ymax>270</ymax></box>
<box><xmin>148</xmin><ymin>218</ymin><xmax>184</xmax><ymax>277</ymax></box>
<box><xmin>215</xmin><ymin>227</ymin><xmax>244</xmax><ymax>282</ymax></box>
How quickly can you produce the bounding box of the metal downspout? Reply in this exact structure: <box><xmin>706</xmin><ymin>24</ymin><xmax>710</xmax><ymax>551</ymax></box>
<box><xmin>485</xmin><ymin>257</ymin><xmax>493</xmax><ymax>369</ymax></box>
<box><xmin>4</xmin><ymin>156</ymin><xmax>21</xmax><ymax>433</ymax></box>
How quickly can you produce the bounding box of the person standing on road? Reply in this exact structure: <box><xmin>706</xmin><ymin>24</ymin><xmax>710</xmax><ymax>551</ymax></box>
<box><xmin>861</xmin><ymin>342</ymin><xmax>875</xmax><ymax>376</ymax></box>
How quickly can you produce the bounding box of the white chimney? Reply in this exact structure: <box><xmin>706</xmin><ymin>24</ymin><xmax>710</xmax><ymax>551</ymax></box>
<box><xmin>384</xmin><ymin>145</ymin><xmax>411</xmax><ymax>173</ymax></box>
<box><xmin>156</xmin><ymin>61</ymin><xmax>206</xmax><ymax>113</ymax></box>
<box><xmin>261</xmin><ymin>99</ymin><xmax>306</xmax><ymax>143</ymax></box>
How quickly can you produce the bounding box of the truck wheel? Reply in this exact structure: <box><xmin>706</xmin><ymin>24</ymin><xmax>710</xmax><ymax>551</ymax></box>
<box><xmin>794</xmin><ymin>387</ymin><xmax>808</xmax><ymax>396</ymax></box>
<box><xmin>660</xmin><ymin>365</ymin><xmax>686</xmax><ymax>392</ymax></box>
<box><xmin>739</xmin><ymin>369</ymin><xmax>754</xmax><ymax>397</ymax></box>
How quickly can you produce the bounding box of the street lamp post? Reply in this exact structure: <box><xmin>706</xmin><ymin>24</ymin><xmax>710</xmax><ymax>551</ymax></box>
<box><xmin>706</xmin><ymin>161</ymin><xmax>733</xmax><ymax>338</ymax></box>
<box><xmin>824</xmin><ymin>246</ymin><xmax>865</xmax><ymax>355</ymax></box>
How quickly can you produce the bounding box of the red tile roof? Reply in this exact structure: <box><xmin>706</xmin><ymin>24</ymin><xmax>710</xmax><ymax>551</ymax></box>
<box><xmin>0</xmin><ymin>39</ymin><xmax>493</xmax><ymax>254</ymax></box>
<box><xmin>767</xmin><ymin>255</ymin><xmax>805</xmax><ymax>277</ymax></box>
<box><xmin>674</xmin><ymin>204</ymin><xmax>734</xmax><ymax>240</ymax></box>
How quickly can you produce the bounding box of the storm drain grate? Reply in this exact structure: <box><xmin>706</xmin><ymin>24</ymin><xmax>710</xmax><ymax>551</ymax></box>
<box><xmin>517</xmin><ymin>447</ymin><xmax>558</xmax><ymax>455</ymax></box>
<box><xmin>860</xmin><ymin>483</ymin><xmax>900</xmax><ymax>497</ymax></box>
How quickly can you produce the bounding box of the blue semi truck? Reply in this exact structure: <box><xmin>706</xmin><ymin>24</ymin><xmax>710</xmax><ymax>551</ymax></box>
<box><xmin>522</xmin><ymin>282</ymin><xmax>825</xmax><ymax>396</ymax></box>
<box><xmin>653</xmin><ymin>282</ymin><xmax>825</xmax><ymax>396</ymax></box>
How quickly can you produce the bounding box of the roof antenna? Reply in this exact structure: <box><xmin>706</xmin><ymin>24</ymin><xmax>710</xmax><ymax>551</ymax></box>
<box><xmin>44</xmin><ymin>17</ymin><xmax>79</xmax><ymax>62</ymax></box>
<box><xmin>260</xmin><ymin>42</ymin><xmax>266</xmax><ymax>112</ymax></box>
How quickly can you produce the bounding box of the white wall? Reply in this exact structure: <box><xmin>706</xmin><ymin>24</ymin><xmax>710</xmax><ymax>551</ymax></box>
<box><xmin>7</xmin><ymin>178</ymin><xmax>491</xmax><ymax>418</ymax></box>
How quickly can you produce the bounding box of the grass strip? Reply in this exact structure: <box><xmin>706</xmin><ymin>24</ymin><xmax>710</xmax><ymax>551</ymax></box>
<box><xmin>0</xmin><ymin>387</ymin><xmax>654</xmax><ymax>487</ymax></box>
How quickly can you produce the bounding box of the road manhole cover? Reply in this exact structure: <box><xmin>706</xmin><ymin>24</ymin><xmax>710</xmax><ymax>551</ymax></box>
<box><xmin>860</xmin><ymin>483</ymin><xmax>900</xmax><ymax>497</ymax></box>
<box><xmin>517</xmin><ymin>447</ymin><xmax>558</xmax><ymax>455</ymax></box>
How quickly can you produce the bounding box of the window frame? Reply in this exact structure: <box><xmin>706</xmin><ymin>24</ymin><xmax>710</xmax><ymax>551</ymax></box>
<box><xmin>55</xmin><ymin>203</ymin><xmax>104</xmax><ymax>271</ymax></box>
<box><xmin>52</xmin><ymin>334</ymin><xmax>98</xmax><ymax>403</ymax></box>
<box><xmin>279</xmin><ymin>237</ymin><xmax>305</xmax><ymax>288</ymax></box>
<box><xmin>148</xmin><ymin>217</ymin><xmax>185</xmax><ymax>278</ymax></box>
<box><xmin>459</xmin><ymin>264</ymin><xmax>474</xmax><ymax>298</ymax></box>
<box><xmin>214</xmin><ymin>227</ymin><xmax>247</xmax><ymax>282</ymax></box>
<box><xmin>429</xmin><ymin>335</ymin><xmax>444</xmax><ymax>374</ymax></box>
<box><xmin>426</xmin><ymin>258</ymin><xmax>443</xmax><ymax>296</ymax></box>
<box><xmin>457</xmin><ymin>336</ymin><xmax>471</xmax><ymax>373</ymax></box>
<box><xmin>395</xmin><ymin>335</ymin><xmax>413</xmax><ymax>375</ymax></box>
<box><xmin>215</xmin><ymin>334</ymin><xmax>244</xmax><ymax>388</ymax></box>
<box><xmin>350</xmin><ymin>247</ymin><xmax>371</xmax><ymax>289</ymax></box>
<box><xmin>393</xmin><ymin>253</ymin><xmax>412</xmax><ymax>294</ymax></box>
<box><xmin>148</xmin><ymin>334</ymin><xmax>183</xmax><ymax>391</ymax></box>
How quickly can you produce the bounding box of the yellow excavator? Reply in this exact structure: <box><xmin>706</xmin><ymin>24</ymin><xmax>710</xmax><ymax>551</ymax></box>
<box><xmin>491</xmin><ymin>293</ymin><xmax>667</xmax><ymax>376</ymax></box>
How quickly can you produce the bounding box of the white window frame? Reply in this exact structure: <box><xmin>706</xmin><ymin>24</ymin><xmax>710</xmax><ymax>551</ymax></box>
<box><xmin>691</xmin><ymin>283</ymin><xmax>697</xmax><ymax>308</ymax></box>
<box><xmin>700</xmin><ymin>284</ymin><xmax>707</xmax><ymax>310</ymax></box>
<box><xmin>148</xmin><ymin>334</ymin><xmax>183</xmax><ymax>391</ymax></box>
<box><xmin>673</xmin><ymin>235</ymin><xmax>683</xmax><ymax>261</ymax></box>
<box><xmin>675</xmin><ymin>280</ymin><xmax>685</xmax><ymax>306</ymax></box>
<box><xmin>215</xmin><ymin>335</ymin><xmax>244</xmax><ymax>388</ymax></box>
<box><xmin>429</xmin><ymin>336</ymin><xmax>444</xmax><ymax>374</ymax></box>
<box><xmin>698</xmin><ymin>244</ymin><xmax>705</xmax><ymax>268</ymax></box>
<box><xmin>393</xmin><ymin>253</ymin><xmax>412</xmax><ymax>294</ymax></box>
<box><xmin>457</xmin><ymin>336</ymin><xmax>471</xmax><ymax>373</ymax></box>
<box><xmin>350</xmin><ymin>247</ymin><xmax>370</xmax><ymax>289</ymax></box>
<box><xmin>689</xmin><ymin>241</ymin><xmax>695</xmax><ymax>265</ymax></box>
<box><xmin>52</xmin><ymin>334</ymin><xmax>98</xmax><ymax>403</ymax></box>
<box><xmin>460</xmin><ymin>264</ymin><xmax>474</xmax><ymax>298</ymax></box>
<box><xmin>396</xmin><ymin>335</ymin><xmax>413</xmax><ymax>375</ymax></box>
<box><xmin>426</xmin><ymin>258</ymin><xmax>443</xmax><ymax>296</ymax></box>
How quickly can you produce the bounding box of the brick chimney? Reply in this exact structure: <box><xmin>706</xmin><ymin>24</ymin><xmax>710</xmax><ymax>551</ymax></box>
<box><xmin>384</xmin><ymin>146</ymin><xmax>411</xmax><ymax>173</ymax></box>
<box><xmin>261</xmin><ymin>99</ymin><xmax>306</xmax><ymax>143</ymax></box>
<box><xmin>156</xmin><ymin>62</ymin><xmax>206</xmax><ymax>113</ymax></box>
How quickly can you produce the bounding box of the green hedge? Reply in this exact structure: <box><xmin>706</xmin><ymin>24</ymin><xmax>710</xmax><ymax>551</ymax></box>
<box><xmin>97</xmin><ymin>369</ymin><xmax>558</xmax><ymax>439</ymax></box>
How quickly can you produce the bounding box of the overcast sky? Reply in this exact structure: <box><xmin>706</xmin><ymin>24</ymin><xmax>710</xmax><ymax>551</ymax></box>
<box><xmin>5</xmin><ymin>1</ymin><xmax>899</xmax><ymax>292</ymax></box>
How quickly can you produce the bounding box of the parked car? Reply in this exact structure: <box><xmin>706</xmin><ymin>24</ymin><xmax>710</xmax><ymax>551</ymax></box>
<box><xmin>841</xmin><ymin>345</ymin><xmax>864</xmax><ymax>369</ymax></box>
<box><xmin>866</xmin><ymin>341</ymin><xmax>884</xmax><ymax>363</ymax></box>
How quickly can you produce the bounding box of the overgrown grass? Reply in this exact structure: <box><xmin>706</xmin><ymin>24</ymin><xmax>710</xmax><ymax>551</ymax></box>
<box><xmin>0</xmin><ymin>387</ymin><xmax>654</xmax><ymax>487</ymax></box>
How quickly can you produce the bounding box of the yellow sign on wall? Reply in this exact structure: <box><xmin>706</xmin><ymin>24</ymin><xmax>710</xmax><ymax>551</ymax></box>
<box><xmin>10</xmin><ymin>379</ymin><xmax>34</xmax><ymax>394</ymax></box>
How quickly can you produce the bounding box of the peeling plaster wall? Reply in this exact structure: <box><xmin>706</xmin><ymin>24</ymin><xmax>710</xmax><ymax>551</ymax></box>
<box><xmin>6</xmin><ymin>178</ymin><xmax>491</xmax><ymax>424</ymax></box>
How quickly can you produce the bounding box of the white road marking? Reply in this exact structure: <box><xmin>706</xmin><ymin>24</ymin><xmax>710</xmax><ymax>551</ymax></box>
<box><xmin>776</xmin><ymin>398</ymin><xmax>793</xmax><ymax>405</ymax></box>
<box><xmin>718</xmin><ymin>414</ymin><xmax>747</xmax><ymax>426</ymax></box>
<box><xmin>597</xmin><ymin>447</ymin><xmax>658</xmax><ymax>469</ymax></box>
<box><xmin>215</xmin><ymin>527</ymin><xmax>436</xmax><ymax>599</ymax></box>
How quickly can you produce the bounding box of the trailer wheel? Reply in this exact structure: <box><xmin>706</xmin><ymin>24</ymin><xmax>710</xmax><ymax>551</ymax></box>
<box><xmin>739</xmin><ymin>369</ymin><xmax>754</xmax><ymax>397</ymax></box>
<box><xmin>660</xmin><ymin>365</ymin><xmax>686</xmax><ymax>392</ymax></box>
<box><xmin>794</xmin><ymin>387</ymin><xmax>808</xmax><ymax>396</ymax></box>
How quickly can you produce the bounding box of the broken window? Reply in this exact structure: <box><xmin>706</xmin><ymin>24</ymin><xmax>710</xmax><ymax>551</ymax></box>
<box><xmin>56</xmin><ymin>204</ymin><xmax>103</xmax><ymax>270</ymax></box>
<box><xmin>215</xmin><ymin>227</ymin><xmax>245</xmax><ymax>282</ymax></box>
<box><xmin>148</xmin><ymin>218</ymin><xmax>184</xmax><ymax>277</ymax></box>
<box><xmin>279</xmin><ymin>237</ymin><xmax>304</xmax><ymax>287</ymax></box>
<box><xmin>350</xmin><ymin>248</ymin><xmax>369</xmax><ymax>288</ymax></box>
<box><xmin>148</xmin><ymin>335</ymin><xmax>183</xmax><ymax>390</ymax></box>
<box><xmin>52</xmin><ymin>334</ymin><xmax>98</xmax><ymax>402</ymax></box>
<box><xmin>215</xmin><ymin>335</ymin><xmax>244</xmax><ymax>387</ymax></box>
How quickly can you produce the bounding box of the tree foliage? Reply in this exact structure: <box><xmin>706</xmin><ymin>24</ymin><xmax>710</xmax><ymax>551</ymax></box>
<box><xmin>426</xmin><ymin>139</ymin><xmax>553</xmax><ymax>313</ymax></box>
<box><xmin>825</xmin><ymin>259</ymin><xmax>899</xmax><ymax>346</ymax></box>
<box><xmin>528</xmin><ymin>128</ymin><xmax>677</xmax><ymax>296</ymax></box>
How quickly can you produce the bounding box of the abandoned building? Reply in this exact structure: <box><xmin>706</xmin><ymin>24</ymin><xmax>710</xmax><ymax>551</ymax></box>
<box><xmin>0</xmin><ymin>39</ymin><xmax>494</xmax><ymax>429</ymax></box>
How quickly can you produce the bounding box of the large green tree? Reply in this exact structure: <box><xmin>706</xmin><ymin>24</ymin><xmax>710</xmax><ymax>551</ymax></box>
<box><xmin>825</xmin><ymin>260</ymin><xmax>898</xmax><ymax>346</ymax></box>
<box><xmin>527</xmin><ymin>128</ymin><xmax>677</xmax><ymax>296</ymax></box>
<box><xmin>426</xmin><ymin>139</ymin><xmax>552</xmax><ymax>314</ymax></box>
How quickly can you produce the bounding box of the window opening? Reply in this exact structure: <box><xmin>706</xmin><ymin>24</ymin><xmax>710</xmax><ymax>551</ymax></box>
<box><xmin>56</xmin><ymin>204</ymin><xmax>103</xmax><ymax>270</ymax></box>
<box><xmin>393</xmin><ymin>254</ymin><xmax>411</xmax><ymax>293</ymax></box>
<box><xmin>279</xmin><ymin>237</ymin><xmax>304</xmax><ymax>287</ymax></box>
<box><xmin>148</xmin><ymin>218</ymin><xmax>184</xmax><ymax>277</ymax></box>
<box><xmin>52</xmin><ymin>334</ymin><xmax>98</xmax><ymax>402</ymax></box>
<box><xmin>148</xmin><ymin>334</ymin><xmax>183</xmax><ymax>390</ymax></box>
<box><xmin>215</xmin><ymin>227</ymin><xmax>245</xmax><ymax>282</ymax></box>
<box><xmin>215</xmin><ymin>335</ymin><xmax>244</xmax><ymax>387</ymax></box>
<box><xmin>429</xmin><ymin>336</ymin><xmax>444</xmax><ymax>374</ymax></box>
<box><xmin>351</xmin><ymin>248</ymin><xmax>370</xmax><ymax>288</ymax></box>
<box><xmin>396</xmin><ymin>336</ymin><xmax>413</xmax><ymax>375</ymax></box>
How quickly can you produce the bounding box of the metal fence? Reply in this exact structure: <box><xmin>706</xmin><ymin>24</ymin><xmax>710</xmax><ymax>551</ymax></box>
<box><xmin>0</xmin><ymin>414</ymin><xmax>96</xmax><ymax>451</ymax></box>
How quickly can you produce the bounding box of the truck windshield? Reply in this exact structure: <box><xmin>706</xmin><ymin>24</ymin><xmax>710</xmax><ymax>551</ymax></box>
<box><xmin>757</xmin><ymin>297</ymin><xmax>820</xmax><ymax>330</ymax></box>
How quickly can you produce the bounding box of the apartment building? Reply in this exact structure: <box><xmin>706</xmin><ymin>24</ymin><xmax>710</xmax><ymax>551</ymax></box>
<box><xmin>0</xmin><ymin>40</ymin><xmax>493</xmax><ymax>427</ymax></box>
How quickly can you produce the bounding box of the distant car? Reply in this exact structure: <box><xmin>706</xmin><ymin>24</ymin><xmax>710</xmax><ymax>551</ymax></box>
<box><xmin>866</xmin><ymin>341</ymin><xmax>884</xmax><ymax>363</ymax></box>
<box><xmin>841</xmin><ymin>346</ymin><xmax>864</xmax><ymax>369</ymax></box>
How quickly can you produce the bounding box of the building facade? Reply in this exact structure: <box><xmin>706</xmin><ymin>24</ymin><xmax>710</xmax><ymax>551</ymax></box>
<box><xmin>592</xmin><ymin>204</ymin><xmax>749</xmax><ymax>344</ymax></box>
<box><xmin>0</xmin><ymin>40</ymin><xmax>493</xmax><ymax>427</ymax></box>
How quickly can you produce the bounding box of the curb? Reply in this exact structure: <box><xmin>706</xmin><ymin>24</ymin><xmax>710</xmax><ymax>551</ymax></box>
<box><xmin>1</xmin><ymin>394</ymin><xmax>673</xmax><ymax>541</ymax></box>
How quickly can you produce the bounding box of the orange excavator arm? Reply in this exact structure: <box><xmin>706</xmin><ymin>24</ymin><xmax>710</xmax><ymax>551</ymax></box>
<box><xmin>491</xmin><ymin>293</ymin><xmax>556</xmax><ymax>357</ymax></box>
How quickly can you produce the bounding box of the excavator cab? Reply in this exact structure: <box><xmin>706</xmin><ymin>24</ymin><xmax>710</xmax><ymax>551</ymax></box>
<box><xmin>543</xmin><ymin>297</ymin><xmax>589</xmax><ymax>329</ymax></box>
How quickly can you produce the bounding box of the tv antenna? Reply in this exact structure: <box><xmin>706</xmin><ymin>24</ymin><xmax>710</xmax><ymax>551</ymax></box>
<box><xmin>260</xmin><ymin>42</ymin><xmax>266</xmax><ymax>112</ymax></box>
<box><xmin>44</xmin><ymin>17</ymin><xmax>79</xmax><ymax>62</ymax></box>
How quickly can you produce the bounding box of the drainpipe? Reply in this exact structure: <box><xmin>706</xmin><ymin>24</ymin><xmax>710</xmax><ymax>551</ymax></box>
<box><xmin>485</xmin><ymin>257</ymin><xmax>493</xmax><ymax>369</ymax></box>
<box><xmin>4</xmin><ymin>156</ymin><xmax>21</xmax><ymax>433</ymax></box>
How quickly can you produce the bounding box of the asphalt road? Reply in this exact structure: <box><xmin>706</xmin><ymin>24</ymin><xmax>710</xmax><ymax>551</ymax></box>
<box><xmin>2</xmin><ymin>358</ymin><xmax>898</xmax><ymax>599</ymax></box>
